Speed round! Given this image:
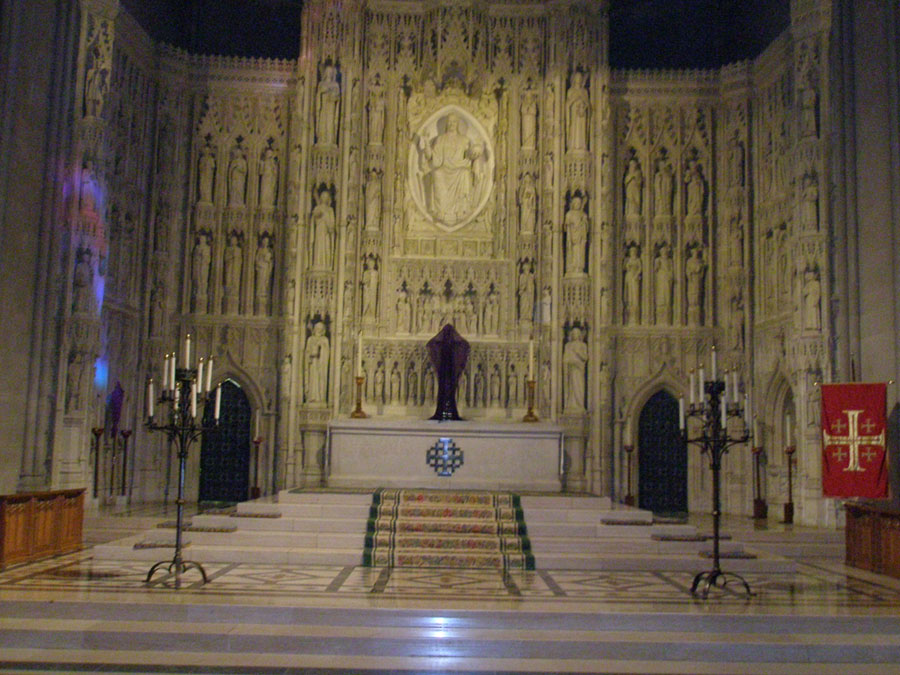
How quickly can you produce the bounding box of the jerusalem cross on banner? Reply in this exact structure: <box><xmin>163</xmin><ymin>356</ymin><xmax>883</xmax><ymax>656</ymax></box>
<box><xmin>821</xmin><ymin>383</ymin><xmax>888</xmax><ymax>499</ymax></box>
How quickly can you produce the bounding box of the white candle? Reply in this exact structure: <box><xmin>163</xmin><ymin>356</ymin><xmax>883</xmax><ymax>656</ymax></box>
<box><xmin>528</xmin><ymin>339</ymin><xmax>534</xmax><ymax>380</ymax></box>
<box><xmin>214</xmin><ymin>385</ymin><xmax>221</xmax><ymax>420</ymax></box>
<box><xmin>197</xmin><ymin>358</ymin><xmax>205</xmax><ymax>394</ymax></box>
<box><xmin>689</xmin><ymin>370</ymin><xmax>695</xmax><ymax>405</ymax></box>
<box><xmin>191</xmin><ymin>381</ymin><xmax>197</xmax><ymax>419</ymax></box>
<box><xmin>255</xmin><ymin>410</ymin><xmax>260</xmax><ymax>438</ymax></box>
<box><xmin>184</xmin><ymin>333</ymin><xmax>191</xmax><ymax>368</ymax></box>
<box><xmin>356</xmin><ymin>333</ymin><xmax>363</xmax><ymax>376</ymax></box>
<box><xmin>711</xmin><ymin>346</ymin><xmax>717</xmax><ymax>381</ymax></box>
<box><xmin>162</xmin><ymin>354</ymin><xmax>169</xmax><ymax>389</ymax></box>
<box><xmin>206</xmin><ymin>356</ymin><xmax>213</xmax><ymax>392</ymax></box>
<box><xmin>170</xmin><ymin>354</ymin><xmax>177</xmax><ymax>389</ymax></box>
<box><xmin>147</xmin><ymin>379</ymin><xmax>154</xmax><ymax>419</ymax></box>
<box><xmin>678</xmin><ymin>397</ymin><xmax>685</xmax><ymax>430</ymax></box>
<box><xmin>698</xmin><ymin>367</ymin><xmax>705</xmax><ymax>401</ymax></box>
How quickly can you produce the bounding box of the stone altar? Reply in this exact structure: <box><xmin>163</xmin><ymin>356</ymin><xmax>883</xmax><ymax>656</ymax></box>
<box><xmin>326</xmin><ymin>419</ymin><xmax>563</xmax><ymax>492</ymax></box>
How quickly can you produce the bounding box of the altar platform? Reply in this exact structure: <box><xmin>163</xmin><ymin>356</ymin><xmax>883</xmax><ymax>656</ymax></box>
<box><xmin>326</xmin><ymin>418</ymin><xmax>564</xmax><ymax>492</ymax></box>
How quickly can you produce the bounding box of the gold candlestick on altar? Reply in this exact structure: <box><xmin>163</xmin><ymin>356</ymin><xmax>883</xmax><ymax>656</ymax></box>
<box><xmin>350</xmin><ymin>376</ymin><xmax>368</xmax><ymax>418</ymax></box>
<box><xmin>522</xmin><ymin>379</ymin><xmax>538</xmax><ymax>422</ymax></box>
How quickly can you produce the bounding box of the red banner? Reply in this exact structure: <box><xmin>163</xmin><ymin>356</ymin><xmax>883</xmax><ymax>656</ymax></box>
<box><xmin>821</xmin><ymin>383</ymin><xmax>888</xmax><ymax>499</ymax></box>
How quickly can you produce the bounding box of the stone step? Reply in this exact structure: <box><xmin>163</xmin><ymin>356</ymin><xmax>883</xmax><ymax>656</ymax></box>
<box><xmin>533</xmin><ymin>550</ymin><xmax>795</xmax><ymax>573</ymax></box>
<box><xmin>191</xmin><ymin>513</ymin><xmax>364</xmax><ymax>533</ymax></box>
<box><xmin>531</xmin><ymin>537</ymin><xmax>743</xmax><ymax>556</ymax></box>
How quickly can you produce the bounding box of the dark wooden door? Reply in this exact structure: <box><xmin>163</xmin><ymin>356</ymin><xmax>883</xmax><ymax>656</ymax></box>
<box><xmin>199</xmin><ymin>380</ymin><xmax>251</xmax><ymax>504</ymax></box>
<box><xmin>638</xmin><ymin>390</ymin><xmax>687</xmax><ymax>515</ymax></box>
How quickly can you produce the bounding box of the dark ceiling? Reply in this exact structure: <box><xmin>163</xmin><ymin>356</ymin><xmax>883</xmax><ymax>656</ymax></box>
<box><xmin>121</xmin><ymin>0</ymin><xmax>790</xmax><ymax>68</ymax></box>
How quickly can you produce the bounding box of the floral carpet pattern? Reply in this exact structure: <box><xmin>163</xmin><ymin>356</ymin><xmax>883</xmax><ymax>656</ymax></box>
<box><xmin>363</xmin><ymin>488</ymin><xmax>534</xmax><ymax>570</ymax></box>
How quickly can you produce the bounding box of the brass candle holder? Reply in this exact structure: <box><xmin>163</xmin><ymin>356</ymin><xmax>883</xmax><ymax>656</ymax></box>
<box><xmin>522</xmin><ymin>379</ymin><xmax>538</xmax><ymax>422</ymax></box>
<box><xmin>350</xmin><ymin>375</ymin><xmax>368</xmax><ymax>418</ymax></box>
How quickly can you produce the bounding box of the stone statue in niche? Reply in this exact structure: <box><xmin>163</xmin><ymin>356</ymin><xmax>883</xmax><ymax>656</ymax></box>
<box><xmin>80</xmin><ymin>161</ymin><xmax>97</xmax><ymax>213</ymax></box>
<box><xmin>407</xmin><ymin>367</ymin><xmax>419</xmax><ymax>405</ymax></box>
<box><xmin>310</xmin><ymin>189</ymin><xmax>335</xmax><ymax>270</ymax></box>
<box><xmin>223</xmin><ymin>232</ymin><xmax>243</xmax><ymax>313</ymax></box>
<box><xmin>543</xmin><ymin>151</ymin><xmax>554</xmax><ymax>189</ymax></box>
<box><xmin>803</xmin><ymin>268</ymin><xmax>821</xmax><ymax>330</ymax></box>
<box><xmin>685</xmin><ymin>158</ymin><xmax>706</xmax><ymax>222</ymax></box>
<box><xmin>374</xmin><ymin>362</ymin><xmax>385</xmax><ymax>403</ymax></box>
<box><xmin>800</xmin><ymin>173</ymin><xmax>818</xmax><ymax>231</ymax></box>
<box><xmin>800</xmin><ymin>80</ymin><xmax>818</xmax><ymax>139</ymax></box>
<box><xmin>361</xmin><ymin>256</ymin><xmax>379</xmax><ymax>319</ymax></box>
<box><xmin>566</xmin><ymin>71</ymin><xmax>589</xmax><ymax>152</ymax></box>
<box><xmin>198</xmin><ymin>142</ymin><xmax>216</xmax><ymax>204</ymax></box>
<box><xmin>316</xmin><ymin>64</ymin><xmax>341</xmax><ymax>146</ymax></box>
<box><xmin>653</xmin><ymin>154</ymin><xmax>674</xmax><ymax>217</ymax></box>
<box><xmin>396</xmin><ymin>284</ymin><xmax>411</xmax><ymax>333</ymax></box>
<box><xmin>507</xmin><ymin>366</ymin><xmax>520</xmax><ymax>407</ymax></box>
<box><xmin>149</xmin><ymin>279</ymin><xmax>165</xmax><ymax>333</ymax></box>
<box><xmin>65</xmin><ymin>351</ymin><xmax>86</xmax><ymax>412</ymax></box>
<box><xmin>489</xmin><ymin>366</ymin><xmax>501</xmax><ymax>406</ymax></box>
<box><xmin>653</xmin><ymin>244</ymin><xmax>673</xmax><ymax>325</ymax></box>
<box><xmin>520</xmin><ymin>80</ymin><xmax>538</xmax><ymax>150</ymax></box>
<box><xmin>540</xmin><ymin>286</ymin><xmax>552</xmax><ymax>325</ymax></box>
<box><xmin>280</xmin><ymin>354</ymin><xmax>292</xmax><ymax>396</ymax></box>
<box><xmin>389</xmin><ymin>364</ymin><xmax>401</xmax><ymax>404</ymax></box>
<box><xmin>518</xmin><ymin>172</ymin><xmax>537</xmax><ymax>235</ymax></box>
<box><xmin>228</xmin><ymin>146</ymin><xmax>248</xmax><ymax>207</ymax></box>
<box><xmin>304</xmin><ymin>321</ymin><xmax>330</xmax><ymax>403</ymax></box>
<box><xmin>191</xmin><ymin>232</ymin><xmax>211</xmax><ymax>302</ymax></box>
<box><xmin>624</xmin><ymin>154</ymin><xmax>643</xmax><ymax>220</ymax></box>
<box><xmin>730</xmin><ymin>291</ymin><xmax>744</xmax><ymax>350</ymax></box>
<box><xmin>685</xmin><ymin>247</ymin><xmax>706</xmax><ymax>326</ymax></box>
<box><xmin>424</xmin><ymin>366</ymin><xmax>435</xmax><ymax>404</ymax></box>
<box><xmin>365</xmin><ymin>169</ymin><xmax>382</xmax><ymax>231</ymax></box>
<box><xmin>623</xmin><ymin>245</ymin><xmax>642</xmax><ymax>325</ymax></box>
<box><xmin>84</xmin><ymin>47</ymin><xmax>106</xmax><ymax>118</ymax></box>
<box><xmin>367</xmin><ymin>73</ymin><xmax>385</xmax><ymax>146</ymax></box>
<box><xmin>254</xmin><ymin>234</ymin><xmax>274</xmax><ymax>314</ymax></box>
<box><xmin>563</xmin><ymin>326</ymin><xmax>588</xmax><ymax>411</ymax></box>
<box><xmin>565</xmin><ymin>195</ymin><xmax>588</xmax><ymax>276</ymax></box>
<box><xmin>473</xmin><ymin>366</ymin><xmax>484</xmax><ymax>407</ymax></box>
<box><xmin>258</xmin><ymin>145</ymin><xmax>278</xmax><ymax>209</ymax></box>
<box><xmin>517</xmin><ymin>262</ymin><xmax>535</xmax><ymax>323</ymax></box>
<box><xmin>727</xmin><ymin>130</ymin><xmax>745</xmax><ymax>188</ymax></box>
<box><xmin>72</xmin><ymin>248</ymin><xmax>93</xmax><ymax>313</ymax></box>
<box><xmin>599</xmin><ymin>285</ymin><xmax>611</xmax><ymax>325</ymax></box>
<box><xmin>483</xmin><ymin>286</ymin><xmax>500</xmax><ymax>335</ymax></box>
<box><xmin>411</xmin><ymin>110</ymin><xmax>490</xmax><ymax>228</ymax></box>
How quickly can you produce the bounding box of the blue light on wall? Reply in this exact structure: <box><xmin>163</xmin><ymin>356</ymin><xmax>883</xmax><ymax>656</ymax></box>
<box><xmin>94</xmin><ymin>356</ymin><xmax>108</xmax><ymax>390</ymax></box>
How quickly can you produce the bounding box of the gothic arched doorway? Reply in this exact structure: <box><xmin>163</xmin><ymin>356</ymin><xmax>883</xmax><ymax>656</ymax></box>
<box><xmin>638</xmin><ymin>390</ymin><xmax>687</xmax><ymax>516</ymax></box>
<box><xmin>199</xmin><ymin>379</ymin><xmax>251</xmax><ymax>505</ymax></box>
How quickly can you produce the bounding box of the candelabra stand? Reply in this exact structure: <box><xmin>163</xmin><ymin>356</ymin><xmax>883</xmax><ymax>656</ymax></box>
<box><xmin>350</xmin><ymin>375</ymin><xmax>368</xmax><ymax>418</ymax></box>
<box><xmin>90</xmin><ymin>427</ymin><xmax>104</xmax><ymax>499</ymax></box>
<box><xmin>522</xmin><ymin>380</ymin><xmax>538</xmax><ymax>422</ymax></box>
<box><xmin>683</xmin><ymin>376</ymin><xmax>752</xmax><ymax>599</ymax></box>
<box><xmin>752</xmin><ymin>446</ymin><xmax>768</xmax><ymax>520</ymax></box>
<box><xmin>623</xmin><ymin>445</ymin><xmax>635</xmax><ymax>506</ymax></box>
<box><xmin>145</xmin><ymin>344</ymin><xmax>219</xmax><ymax>589</ymax></box>
<box><xmin>784</xmin><ymin>445</ymin><xmax>796</xmax><ymax>524</ymax></box>
<box><xmin>250</xmin><ymin>437</ymin><xmax>263</xmax><ymax>500</ymax></box>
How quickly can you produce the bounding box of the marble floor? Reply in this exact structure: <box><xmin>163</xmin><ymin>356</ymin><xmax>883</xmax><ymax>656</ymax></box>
<box><xmin>1</xmin><ymin>512</ymin><xmax>900</xmax><ymax>674</ymax></box>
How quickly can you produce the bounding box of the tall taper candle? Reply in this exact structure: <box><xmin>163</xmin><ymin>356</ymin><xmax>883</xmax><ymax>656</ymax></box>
<box><xmin>206</xmin><ymin>356</ymin><xmax>213</xmax><ymax>392</ymax></box>
<box><xmin>191</xmin><ymin>381</ymin><xmax>197</xmax><ymax>419</ymax></box>
<box><xmin>356</xmin><ymin>333</ymin><xmax>363</xmax><ymax>376</ymax></box>
<box><xmin>698</xmin><ymin>367</ymin><xmax>705</xmax><ymax>401</ymax></box>
<box><xmin>184</xmin><ymin>333</ymin><xmax>191</xmax><ymax>368</ymax></box>
<box><xmin>711</xmin><ymin>345</ymin><xmax>717</xmax><ymax>380</ymax></box>
<box><xmin>162</xmin><ymin>354</ymin><xmax>169</xmax><ymax>389</ymax></box>
<box><xmin>147</xmin><ymin>379</ymin><xmax>154</xmax><ymax>419</ymax></box>
<box><xmin>528</xmin><ymin>339</ymin><xmax>534</xmax><ymax>380</ymax></box>
<box><xmin>170</xmin><ymin>354</ymin><xmax>176</xmax><ymax>390</ymax></box>
<box><xmin>214</xmin><ymin>385</ymin><xmax>221</xmax><ymax>420</ymax></box>
<box><xmin>678</xmin><ymin>397</ymin><xmax>685</xmax><ymax>430</ymax></box>
<box><xmin>689</xmin><ymin>370</ymin><xmax>695</xmax><ymax>405</ymax></box>
<box><xmin>197</xmin><ymin>358</ymin><xmax>205</xmax><ymax>394</ymax></box>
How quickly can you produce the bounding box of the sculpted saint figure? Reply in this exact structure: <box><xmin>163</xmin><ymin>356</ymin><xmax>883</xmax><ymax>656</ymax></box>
<box><xmin>563</xmin><ymin>327</ymin><xmax>588</xmax><ymax>411</ymax></box>
<box><xmin>624</xmin><ymin>155</ymin><xmax>643</xmax><ymax>218</ymax></box>
<box><xmin>566</xmin><ymin>71</ymin><xmax>589</xmax><ymax>151</ymax></box>
<box><xmin>316</xmin><ymin>65</ymin><xmax>341</xmax><ymax>146</ymax></box>
<box><xmin>416</xmin><ymin>113</ymin><xmax>484</xmax><ymax>226</ymax></box>
<box><xmin>396</xmin><ymin>285</ymin><xmax>411</xmax><ymax>333</ymax></box>
<box><xmin>520</xmin><ymin>82</ymin><xmax>538</xmax><ymax>150</ymax></box>
<box><xmin>518</xmin><ymin>263</ymin><xmax>535</xmax><ymax>322</ymax></box>
<box><xmin>191</xmin><ymin>233</ymin><xmax>211</xmax><ymax>298</ymax></box>
<box><xmin>519</xmin><ymin>173</ymin><xmax>537</xmax><ymax>235</ymax></box>
<box><xmin>685</xmin><ymin>247</ymin><xmax>706</xmax><ymax>325</ymax></box>
<box><xmin>654</xmin><ymin>245</ymin><xmax>673</xmax><ymax>325</ymax></box>
<box><xmin>803</xmin><ymin>269</ymin><xmax>821</xmax><ymax>330</ymax></box>
<box><xmin>728</xmin><ymin>131</ymin><xmax>745</xmax><ymax>188</ymax></box>
<box><xmin>304</xmin><ymin>321</ymin><xmax>329</xmax><ymax>403</ymax></box>
<box><xmin>367</xmin><ymin>74</ymin><xmax>385</xmax><ymax>146</ymax></box>
<box><xmin>223</xmin><ymin>233</ymin><xmax>242</xmax><ymax>311</ymax></box>
<box><xmin>72</xmin><ymin>249</ymin><xmax>93</xmax><ymax>313</ymax></box>
<box><xmin>365</xmin><ymin>170</ymin><xmax>382</xmax><ymax>231</ymax></box>
<box><xmin>624</xmin><ymin>246</ymin><xmax>642</xmax><ymax>325</ymax></box>
<box><xmin>801</xmin><ymin>173</ymin><xmax>818</xmax><ymax>230</ymax></box>
<box><xmin>258</xmin><ymin>146</ymin><xmax>278</xmax><ymax>208</ymax></box>
<box><xmin>565</xmin><ymin>196</ymin><xmax>588</xmax><ymax>276</ymax></box>
<box><xmin>198</xmin><ymin>144</ymin><xmax>216</xmax><ymax>204</ymax></box>
<box><xmin>685</xmin><ymin>160</ymin><xmax>706</xmax><ymax>219</ymax></box>
<box><xmin>653</xmin><ymin>158</ymin><xmax>674</xmax><ymax>216</ymax></box>
<box><xmin>255</xmin><ymin>235</ymin><xmax>274</xmax><ymax>310</ymax></box>
<box><xmin>228</xmin><ymin>147</ymin><xmax>247</xmax><ymax>207</ymax></box>
<box><xmin>84</xmin><ymin>54</ymin><xmax>105</xmax><ymax>117</ymax></box>
<box><xmin>310</xmin><ymin>190</ymin><xmax>335</xmax><ymax>270</ymax></box>
<box><xmin>361</xmin><ymin>258</ymin><xmax>378</xmax><ymax>319</ymax></box>
<box><xmin>80</xmin><ymin>161</ymin><xmax>97</xmax><ymax>213</ymax></box>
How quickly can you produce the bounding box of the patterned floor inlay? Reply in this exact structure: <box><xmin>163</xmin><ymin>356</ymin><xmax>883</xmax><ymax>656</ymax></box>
<box><xmin>3</xmin><ymin>552</ymin><xmax>900</xmax><ymax>611</ymax></box>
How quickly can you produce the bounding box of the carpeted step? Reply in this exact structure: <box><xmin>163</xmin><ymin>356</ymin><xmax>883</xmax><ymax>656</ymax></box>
<box><xmin>364</xmin><ymin>488</ymin><xmax>534</xmax><ymax>570</ymax></box>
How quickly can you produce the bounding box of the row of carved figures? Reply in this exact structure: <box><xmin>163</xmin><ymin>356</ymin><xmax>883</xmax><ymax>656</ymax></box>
<box><xmin>391</xmin><ymin>280</ymin><xmax>503</xmax><ymax>336</ymax></box>
<box><xmin>197</xmin><ymin>139</ymin><xmax>280</xmax><ymax>209</ymax></box>
<box><xmin>191</xmin><ymin>230</ymin><xmax>275</xmax><ymax>315</ymax></box>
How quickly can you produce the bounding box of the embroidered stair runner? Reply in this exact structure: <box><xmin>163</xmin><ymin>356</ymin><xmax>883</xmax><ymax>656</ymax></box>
<box><xmin>363</xmin><ymin>488</ymin><xmax>534</xmax><ymax>570</ymax></box>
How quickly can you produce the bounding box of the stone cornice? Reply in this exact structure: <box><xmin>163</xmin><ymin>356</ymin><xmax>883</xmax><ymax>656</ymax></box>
<box><xmin>156</xmin><ymin>45</ymin><xmax>296</xmax><ymax>89</ymax></box>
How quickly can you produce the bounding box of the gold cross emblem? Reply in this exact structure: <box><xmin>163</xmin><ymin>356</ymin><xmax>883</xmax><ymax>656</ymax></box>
<box><xmin>822</xmin><ymin>409</ymin><xmax>884</xmax><ymax>473</ymax></box>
